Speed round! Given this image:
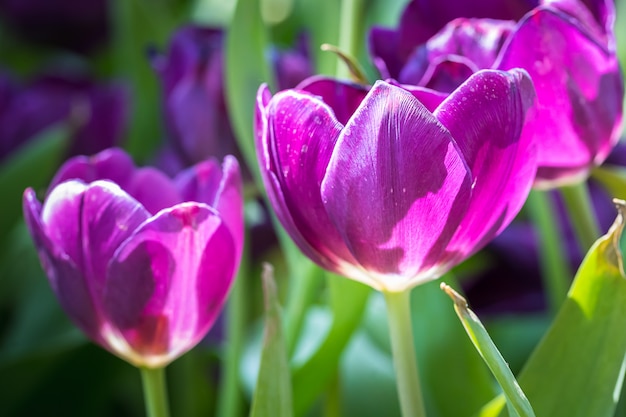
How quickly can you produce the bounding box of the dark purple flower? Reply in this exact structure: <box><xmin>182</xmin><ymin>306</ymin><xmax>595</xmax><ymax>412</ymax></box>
<box><xmin>22</xmin><ymin>148</ymin><xmax>243</xmax><ymax>367</ymax></box>
<box><xmin>152</xmin><ymin>25</ymin><xmax>312</xmax><ymax>167</ymax></box>
<box><xmin>369</xmin><ymin>0</ymin><xmax>537</xmax><ymax>80</ymax></box>
<box><xmin>0</xmin><ymin>0</ymin><xmax>109</xmax><ymax>54</ymax></box>
<box><xmin>256</xmin><ymin>70</ymin><xmax>537</xmax><ymax>292</ymax></box>
<box><xmin>0</xmin><ymin>71</ymin><xmax>128</xmax><ymax>162</ymax></box>
<box><xmin>370</xmin><ymin>0</ymin><xmax>624</xmax><ymax>189</ymax></box>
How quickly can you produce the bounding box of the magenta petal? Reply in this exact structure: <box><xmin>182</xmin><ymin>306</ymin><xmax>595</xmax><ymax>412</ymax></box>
<box><xmin>389</xmin><ymin>81</ymin><xmax>449</xmax><ymax>112</ymax></box>
<box><xmin>418</xmin><ymin>56</ymin><xmax>479</xmax><ymax>93</ymax></box>
<box><xmin>48</xmin><ymin>148</ymin><xmax>135</xmax><ymax>191</ymax></box>
<box><xmin>40</xmin><ymin>181</ymin><xmax>151</xmax><ymax>303</ymax></box>
<box><xmin>175</xmin><ymin>156</ymin><xmax>244</xmax><ymax>262</ymax></box>
<box><xmin>103</xmin><ymin>203</ymin><xmax>236</xmax><ymax>366</ymax></box>
<box><xmin>23</xmin><ymin>188</ymin><xmax>103</xmax><ymax>342</ymax></box>
<box><xmin>256</xmin><ymin>85</ymin><xmax>359</xmax><ymax>273</ymax></box>
<box><xmin>435</xmin><ymin>69</ymin><xmax>537</xmax><ymax>261</ymax></box>
<box><xmin>322</xmin><ymin>81</ymin><xmax>472</xmax><ymax>290</ymax></box>
<box><xmin>296</xmin><ymin>76</ymin><xmax>369</xmax><ymax>125</ymax></box>
<box><xmin>125</xmin><ymin>167</ymin><xmax>183</xmax><ymax>214</ymax></box>
<box><xmin>497</xmin><ymin>7</ymin><xmax>623</xmax><ymax>186</ymax></box>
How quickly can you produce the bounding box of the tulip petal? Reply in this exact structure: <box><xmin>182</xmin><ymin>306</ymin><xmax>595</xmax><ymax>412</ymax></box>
<box><xmin>48</xmin><ymin>147</ymin><xmax>135</xmax><ymax>191</ymax></box>
<box><xmin>296</xmin><ymin>76</ymin><xmax>369</xmax><ymax>125</ymax></box>
<box><xmin>322</xmin><ymin>81</ymin><xmax>472</xmax><ymax>290</ymax></box>
<box><xmin>39</xmin><ymin>181</ymin><xmax>151</xmax><ymax>303</ymax></box>
<box><xmin>496</xmin><ymin>7</ymin><xmax>623</xmax><ymax>185</ymax></box>
<box><xmin>369</xmin><ymin>0</ymin><xmax>535</xmax><ymax>79</ymax></box>
<box><xmin>125</xmin><ymin>167</ymin><xmax>183</xmax><ymax>214</ymax></box>
<box><xmin>256</xmin><ymin>85</ymin><xmax>360</xmax><ymax>273</ymax></box>
<box><xmin>23</xmin><ymin>187</ymin><xmax>102</xmax><ymax>342</ymax></box>
<box><xmin>434</xmin><ymin>69</ymin><xmax>537</xmax><ymax>262</ymax></box>
<box><xmin>103</xmin><ymin>203</ymin><xmax>236</xmax><ymax>366</ymax></box>
<box><xmin>389</xmin><ymin>80</ymin><xmax>449</xmax><ymax>112</ymax></box>
<box><xmin>175</xmin><ymin>156</ymin><xmax>244</xmax><ymax>261</ymax></box>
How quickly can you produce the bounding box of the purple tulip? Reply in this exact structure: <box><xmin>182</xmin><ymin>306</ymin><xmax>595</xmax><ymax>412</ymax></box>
<box><xmin>22</xmin><ymin>148</ymin><xmax>243</xmax><ymax>368</ymax></box>
<box><xmin>0</xmin><ymin>0</ymin><xmax>109</xmax><ymax>54</ymax></box>
<box><xmin>153</xmin><ymin>25</ymin><xmax>312</xmax><ymax>167</ymax></box>
<box><xmin>370</xmin><ymin>0</ymin><xmax>624</xmax><ymax>189</ymax></box>
<box><xmin>0</xmin><ymin>71</ymin><xmax>128</xmax><ymax>162</ymax></box>
<box><xmin>256</xmin><ymin>69</ymin><xmax>537</xmax><ymax>292</ymax></box>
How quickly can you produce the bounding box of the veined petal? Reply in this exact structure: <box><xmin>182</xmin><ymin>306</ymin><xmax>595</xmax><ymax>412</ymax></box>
<box><xmin>256</xmin><ymin>85</ymin><xmax>359</xmax><ymax>272</ymax></box>
<box><xmin>103</xmin><ymin>203</ymin><xmax>236</xmax><ymax>367</ymax></box>
<box><xmin>434</xmin><ymin>69</ymin><xmax>537</xmax><ymax>262</ymax></box>
<box><xmin>389</xmin><ymin>80</ymin><xmax>449</xmax><ymax>112</ymax></box>
<box><xmin>322</xmin><ymin>81</ymin><xmax>472</xmax><ymax>291</ymax></box>
<box><xmin>41</xmin><ymin>181</ymin><xmax>151</xmax><ymax>305</ymax></box>
<box><xmin>497</xmin><ymin>7</ymin><xmax>623</xmax><ymax>186</ymax></box>
<box><xmin>23</xmin><ymin>187</ymin><xmax>103</xmax><ymax>343</ymax></box>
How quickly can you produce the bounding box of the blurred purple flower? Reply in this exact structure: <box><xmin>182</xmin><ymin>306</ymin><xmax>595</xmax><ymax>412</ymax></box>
<box><xmin>0</xmin><ymin>0</ymin><xmax>109</xmax><ymax>54</ymax></box>
<box><xmin>22</xmin><ymin>148</ymin><xmax>243</xmax><ymax>368</ymax></box>
<box><xmin>0</xmin><ymin>71</ymin><xmax>128</xmax><ymax>162</ymax></box>
<box><xmin>152</xmin><ymin>25</ymin><xmax>312</xmax><ymax>168</ymax></box>
<box><xmin>370</xmin><ymin>0</ymin><xmax>624</xmax><ymax>189</ymax></box>
<box><xmin>256</xmin><ymin>69</ymin><xmax>537</xmax><ymax>292</ymax></box>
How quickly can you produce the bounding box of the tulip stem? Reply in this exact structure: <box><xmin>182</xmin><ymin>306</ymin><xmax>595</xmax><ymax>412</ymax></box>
<box><xmin>383</xmin><ymin>289</ymin><xmax>427</xmax><ymax>417</ymax></box>
<box><xmin>284</xmin><ymin>262</ymin><xmax>323</xmax><ymax>356</ymax></box>
<box><xmin>337</xmin><ymin>0</ymin><xmax>364</xmax><ymax>79</ymax></box>
<box><xmin>217</xmin><ymin>241</ymin><xmax>249</xmax><ymax>417</ymax></box>
<box><xmin>525</xmin><ymin>190</ymin><xmax>572</xmax><ymax>313</ymax></box>
<box><xmin>560</xmin><ymin>182</ymin><xmax>601</xmax><ymax>253</ymax></box>
<box><xmin>140</xmin><ymin>367</ymin><xmax>171</xmax><ymax>417</ymax></box>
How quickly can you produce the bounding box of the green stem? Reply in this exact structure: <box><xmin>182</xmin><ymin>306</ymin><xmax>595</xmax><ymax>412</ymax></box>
<box><xmin>216</xmin><ymin>243</ymin><xmax>249</xmax><ymax>417</ymax></box>
<box><xmin>284</xmin><ymin>262</ymin><xmax>323</xmax><ymax>356</ymax></box>
<box><xmin>560</xmin><ymin>182</ymin><xmax>601</xmax><ymax>252</ymax></box>
<box><xmin>337</xmin><ymin>0</ymin><xmax>364</xmax><ymax>79</ymax></box>
<box><xmin>140</xmin><ymin>367</ymin><xmax>170</xmax><ymax>417</ymax></box>
<box><xmin>383</xmin><ymin>290</ymin><xmax>426</xmax><ymax>417</ymax></box>
<box><xmin>525</xmin><ymin>190</ymin><xmax>572</xmax><ymax>312</ymax></box>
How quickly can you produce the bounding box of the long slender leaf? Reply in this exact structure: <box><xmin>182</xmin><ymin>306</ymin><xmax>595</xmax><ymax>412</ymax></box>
<box><xmin>441</xmin><ymin>283</ymin><xmax>535</xmax><ymax>417</ymax></box>
<box><xmin>250</xmin><ymin>264</ymin><xmax>292</xmax><ymax>417</ymax></box>
<box><xmin>225</xmin><ymin>0</ymin><xmax>274</xmax><ymax>184</ymax></box>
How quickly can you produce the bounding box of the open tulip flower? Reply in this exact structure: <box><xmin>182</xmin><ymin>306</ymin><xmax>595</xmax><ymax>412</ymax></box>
<box><xmin>370</xmin><ymin>0</ymin><xmax>624</xmax><ymax>188</ymax></box>
<box><xmin>256</xmin><ymin>69</ymin><xmax>537</xmax><ymax>293</ymax></box>
<box><xmin>22</xmin><ymin>148</ymin><xmax>243</xmax><ymax>368</ymax></box>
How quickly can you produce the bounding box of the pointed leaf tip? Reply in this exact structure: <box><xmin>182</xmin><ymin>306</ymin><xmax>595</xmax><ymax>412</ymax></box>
<box><xmin>609</xmin><ymin>198</ymin><xmax>626</xmax><ymax>277</ymax></box>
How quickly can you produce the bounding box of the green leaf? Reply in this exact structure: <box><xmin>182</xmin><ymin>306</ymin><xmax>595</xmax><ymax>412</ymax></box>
<box><xmin>441</xmin><ymin>283</ymin><xmax>535</xmax><ymax>417</ymax></box>
<box><xmin>250</xmin><ymin>264</ymin><xmax>293</xmax><ymax>417</ymax></box>
<box><xmin>291</xmin><ymin>275</ymin><xmax>371</xmax><ymax>416</ymax></box>
<box><xmin>479</xmin><ymin>199</ymin><xmax>626</xmax><ymax>417</ymax></box>
<box><xmin>225</xmin><ymin>0</ymin><xmax>274</xmax><ymax>185</ymax></box>
<box><xmin>0</xmin><ymin>124</ymin><xmax>69</xmax><ymax>237</ymax></box>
